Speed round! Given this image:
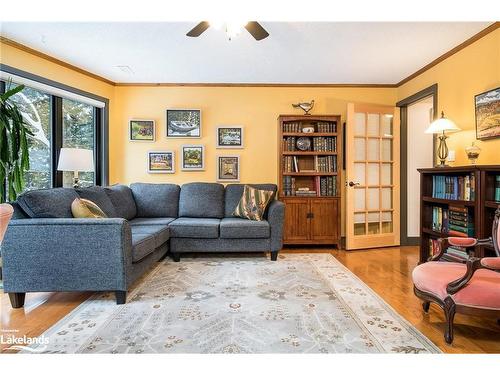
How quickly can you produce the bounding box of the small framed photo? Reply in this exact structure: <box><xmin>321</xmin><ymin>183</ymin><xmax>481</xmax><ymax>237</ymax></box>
<box><xmin>181</xmin><ymin>145</ymin><xmax>205</xmax><ymax>171</ymax></box>
<box><xmin>166</xmin><ymin>109</ymin><xmax>201</xmax><ymax>138</ymax></box>
<box><xmin>148</xmin><ymin>151</ymin><xmax>175</xmax><ymax>174</ymax></box>
<box><xmin>217</xmin><ymin>155</ymin><xmax>240</xmax><ymax>182</ymax></box>
<box><xmin>216</xmin><ymin>126</ymin><xmax>244</xmax><ymax>148</ymax></box>
<box><xmin>129</xmin><ymin>119</ymin><xmax>155</xmax><ymax>141</ymax></box>
<box><xmin>475</xmin><ymin>86</ymin><xmax>500</xmax><ymax>140</ymax></box>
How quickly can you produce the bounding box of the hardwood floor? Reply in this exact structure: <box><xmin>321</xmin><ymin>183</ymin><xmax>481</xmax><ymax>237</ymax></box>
<box><xmin>1</xmin><ymin>246</ymin><xmax>499</xmax><ymax>353</ymax></box>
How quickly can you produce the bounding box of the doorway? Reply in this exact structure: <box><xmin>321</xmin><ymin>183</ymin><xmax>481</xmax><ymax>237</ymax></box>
<box><xmin>396</xmin><ymin>84</ymin><xmax>438</xmax><ymax>245</ymax></box>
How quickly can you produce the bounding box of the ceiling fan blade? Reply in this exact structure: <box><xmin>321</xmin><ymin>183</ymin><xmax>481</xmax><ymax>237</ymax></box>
<box><xmin>186</xmin><ymin>21</ymin><xmax>210</xmax><ymax>37</ymax></box>
<box><xmin>245</xmin><ymin>22</ymin><xmax>269</xmax><ymax>41</ymax></box>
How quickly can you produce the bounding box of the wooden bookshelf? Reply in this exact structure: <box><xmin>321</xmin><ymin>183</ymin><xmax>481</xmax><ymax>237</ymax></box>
<box><xmin>418</xmin><ymin>165</ymin><xmax>500</xmax><ymax>263</ymax></box>
<box><xmin>278</xmin><ymin>114</ymin><xmax>342</xmax><ymax>246</ymax></box>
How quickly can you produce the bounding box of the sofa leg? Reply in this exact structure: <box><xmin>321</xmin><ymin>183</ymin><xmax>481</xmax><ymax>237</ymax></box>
<box><xmin>422</xmin><ymin>301</ymin><xmax>430</xmax><ymax>313</ymax></box>
<box><xmin>171</xmin><ymin>253</ymin><xmax>181</xmax><ymax>262</ymax></box>
<box><xmin>9</xmin><ymin>292</ymin><xmax>26</xmax><ymax>309</ymax></box>
<box><xmin>270</xmin><ymin>251</ymin><xmax>278</xmax><ymax>261</ymax></box>
<box><xmin>115</xmin><ymin>291</ymin><xmax>127</xmax><ymax>305</ymax></box>
<box><xmin>443</xmin><ymin>296</ymin><xmax>456</xmax><ymax>344</ymax></box>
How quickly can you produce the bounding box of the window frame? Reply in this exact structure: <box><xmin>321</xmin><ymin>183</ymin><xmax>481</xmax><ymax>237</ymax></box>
<box><xmin>0</xmin><ymin>64</ymin><xmax>109</xmax><ymax>194</ymax></box>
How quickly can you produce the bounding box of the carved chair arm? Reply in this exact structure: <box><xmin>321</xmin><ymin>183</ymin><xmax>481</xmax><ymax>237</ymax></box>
<box><xmin>446</xmin><ymin>257</ymin><xmax>500</xmax><ymax>295</ymax></box>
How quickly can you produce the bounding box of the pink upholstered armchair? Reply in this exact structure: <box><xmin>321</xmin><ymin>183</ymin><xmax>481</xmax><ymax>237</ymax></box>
<box><xmin>412</xmin><ymin>208</ymin><xmax>500</xmax><ymax>344</ymax></box>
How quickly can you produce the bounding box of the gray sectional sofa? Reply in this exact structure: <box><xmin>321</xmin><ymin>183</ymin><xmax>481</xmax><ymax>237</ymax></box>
<box><xmin>1</xmin><ymin>182</ymin><xmax>284</xmax><ymax>308</ymax></box>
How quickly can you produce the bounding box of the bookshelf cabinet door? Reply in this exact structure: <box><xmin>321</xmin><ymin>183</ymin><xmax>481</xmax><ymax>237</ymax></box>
<box><xmin>310</xmin><ymin>199</ymin><xmax>339</xmax><ymax>241</ymax></box>
<box><xmin>346</xmin><ymin>103</ymin><xmax>400</xmax><ymax>250</ymax></box>
<box><xmin>283</xmin><ymin>199</ymin><xmax>310</xmax><ymax>242</ymax></box>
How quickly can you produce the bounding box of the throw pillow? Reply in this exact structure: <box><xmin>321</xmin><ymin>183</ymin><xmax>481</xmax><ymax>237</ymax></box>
<box><xmin>233</xmin><ymin>185</ymin><xmax>274</xmax><ymax>221</ymax></box>
<box><xmin>71</xmin><ymin>198</ymin><xmax>108</xmax><ymax>219</ymax></box>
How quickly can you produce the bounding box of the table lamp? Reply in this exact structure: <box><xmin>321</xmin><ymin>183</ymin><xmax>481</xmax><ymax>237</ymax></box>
<box><xmin>57</xmin><ymin>148</ymin><xmax>94</xmax><ymax>188</ymax></box>
<box><xmin>425</xmin><ymin>111</ymin><xmax>461</xmax><ymax>167</ymax></box>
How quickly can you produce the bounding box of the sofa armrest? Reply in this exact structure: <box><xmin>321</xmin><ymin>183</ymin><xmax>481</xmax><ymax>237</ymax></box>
<box><xmin>1</xmin><ymin>218</ymin><xmax>132</xmax><ymax>292</ymax></box>
<box><xmin>267</xmin><ymin>200</ymin><xmax>285</xmax><ymax>252</ymax></box>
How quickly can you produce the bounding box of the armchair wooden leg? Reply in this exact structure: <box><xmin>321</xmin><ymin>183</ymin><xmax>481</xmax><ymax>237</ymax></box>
<box><xmin>270</xmin><ymin>251</ymin><xmax>278</xmax><ymax>261</ymax></box>
<box><xmin>115</xmin><ymin>291</ymin><xmax>127</xmax><ymax>305</ymax></box>
<box><xmin>9</xmin><ymin>292</ymin><xmax>26</xmax><ymax>309</ymax></box>
<box><xmin>443</xmin><ymin>296</ymin><xmax>456</xmax><ymax>344</ymax></box>
<box><xmin>422</xmin><ymin>301</ymin><xmax>430</xmax><ymax>313</ymax></box>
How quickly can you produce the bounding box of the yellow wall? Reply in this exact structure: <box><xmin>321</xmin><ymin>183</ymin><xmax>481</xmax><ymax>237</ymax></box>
<box><xmin>397</xmin><ymin>28</ymin><xmax>500</xmax><ymax>165</ymax></box>
<box><xmin>113</xmin><ymin>86</ymin><xmax>396</xmax><ymax>185</ymax></box>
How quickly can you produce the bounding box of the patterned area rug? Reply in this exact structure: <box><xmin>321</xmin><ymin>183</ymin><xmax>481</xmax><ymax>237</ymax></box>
<box><xmin>24</xmin><ymin>254</ymin><xmax>440</xmax><ymax>353</ymax></box>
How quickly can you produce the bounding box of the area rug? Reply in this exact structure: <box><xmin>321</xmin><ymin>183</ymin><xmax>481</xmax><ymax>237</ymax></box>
<box><xmin>23</xmin><ymin>253</ymin><xmax>440</xmax><ymax>354</ymax></box>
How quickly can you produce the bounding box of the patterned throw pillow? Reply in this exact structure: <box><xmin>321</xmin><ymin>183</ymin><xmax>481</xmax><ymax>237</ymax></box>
<box><xmin>233</xmin><ymin>185</ymin><xmax>274</xmax><ymax>221</ymax></box>
<box><xmin>71</xmin><ymin>198</ymin><xmax>108</xmax><ymax>219</ymax></box>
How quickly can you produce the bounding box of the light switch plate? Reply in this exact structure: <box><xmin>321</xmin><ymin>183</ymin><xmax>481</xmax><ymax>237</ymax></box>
<box><xmin>447</xmin><ymin>150</ymin><xmax>456</xmax><ymax>162</ymax></box>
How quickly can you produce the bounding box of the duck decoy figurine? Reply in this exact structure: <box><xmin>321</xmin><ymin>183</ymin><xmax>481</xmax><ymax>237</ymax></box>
<box><xmin>292</xmin><ymin>100</ymin><xmax>315</xmax><ymax>115</ymax></box>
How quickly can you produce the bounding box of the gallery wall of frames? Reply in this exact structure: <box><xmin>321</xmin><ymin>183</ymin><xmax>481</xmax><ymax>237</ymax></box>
<box><xmin>129</xmin><ymin>109</ymin><xmax>244</xmax><ymax>182</ymax></box>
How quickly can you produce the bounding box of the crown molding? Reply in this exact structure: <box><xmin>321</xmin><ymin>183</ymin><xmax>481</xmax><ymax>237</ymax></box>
<box><xmin>114</xmin><ymin>82</ymin><xmax>397</xmax><ymax>88</ymax></box>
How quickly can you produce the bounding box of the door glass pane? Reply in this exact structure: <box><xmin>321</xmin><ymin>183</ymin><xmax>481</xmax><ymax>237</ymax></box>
<box><xmin>354</xmin><ymin>138</ymin><xmax>366</xmax><ymax>160</ymax></box>
<box><xmin>381</xmin><ymin>115</ymin><xmax>393</xmax><ymax>136</ymax></box>
<box><xmin>367</xmin><ymin>212</ymin><xmax>380</xmax><ymax>234</ymax></box>
<box><xmin>367</xmin><ymin>188</ymin><xmax>379</xmax><ymax>210</ymax></box>
<box><xmin>381</xmin><ymin>139</ymin><xmax>392</xmax><ymax>161</ymax></box>
<box><xmin>9</xmin><ymin>85</ymin><xmax>52</xmax><ymax>190</ymax></box>
<box><xmin>354</xmin><ymin>188</ymin><xmax>365</xmax><ymax>210</ymax></box>
<box><xmin>381</xmin><ymin>188</ymin><xmax>392</xmax><ymax>209</ymax></box>
<box><xmin>367</xmin><ymin>163</ymin><xmax>379</xmax><ymax>185</ymax></box>
<box><xmin>62</xmin><ymin>98</ymin><xmax>95</xmax><ymax>187</ymax></box>
<box><xmin>354</xmin><ymin>163</ymin><xmax>366</xmax><ymax>185</ymax></box>
<box><xmin>367</xmin><ymin>114</ymin><xmax>380</xmax><ymax>136</ymax></box>
<box><xmin>354</xmin><ymin>213</ymin><xmax>366</xmax><ymax>236</ymax></box>
<box><xmin>382</xmin><ymin>211</ymin><xmax>393</xmax><ymax>233</ymax></box>
<box><xmin>367</xmin><ymin>139</ymin><xmax>379</xmax><ymax>161</ymax></box>
<box><xmin>381</xmin><ymin>163</ymin><xmax>392</xmax><ymax>185</ymax></box>
<box><xmin>354</xmin><ymin>113</ymin><xmax>366</xmax><ymax>135</ymax></box>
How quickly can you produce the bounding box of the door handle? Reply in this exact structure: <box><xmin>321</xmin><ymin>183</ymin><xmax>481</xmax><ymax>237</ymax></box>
<box><xmin>348</xmin><ymin>181</ymin><xmax>360</xmax><ymax>187</ymax></box>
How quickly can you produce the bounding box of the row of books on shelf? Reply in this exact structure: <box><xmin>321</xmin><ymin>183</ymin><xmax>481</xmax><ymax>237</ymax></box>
<box><xmin>431</xmin><ymin>205</ymin><xmax>475</xmax><ymax>237</ymax></box>
<box><xmin>282</xmin><ymin>155</ymin><xmax>337</xmax><ymax>173</ymax></box>
<box><xmin>431</xmin><ymin>174</ymin><xmax>475</xmax><ymax>201</ymax></box>
<box><xmin>495</xmin><ymin>175</ymin><xmax>500</xmax><ymax>201</ymax></box>
<box><xmin>282</xmin><ymin>176</ymin><xmax>337</xmax><ymax>197</ymax></box>
<box><xmin>428</xmin><ymin>238</ymin><xmax>473</xmax><ymax>262</ymax></box>
<box><xmin>282</xmin><ymin>121</ymin><xmax>337</xmax><ymax>133</ymax></box>
<box><xmin>282</xmin><ymin>137</ymin><xmax>337</xmax><ymax>152</ymax></box>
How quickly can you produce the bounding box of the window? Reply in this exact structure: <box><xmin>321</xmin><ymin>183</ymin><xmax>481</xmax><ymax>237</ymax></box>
<box><xmin>1</xmin><ymin>71</ymin><xmax>107</xmax><ymax>195</ymax></box>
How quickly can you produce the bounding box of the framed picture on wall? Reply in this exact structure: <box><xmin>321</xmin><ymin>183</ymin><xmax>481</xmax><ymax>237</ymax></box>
<box><xmin>129</xmin><ymin>119</ymin><xmax>155</xmax><ymax>141</ymax></box>
<box><xmin>217</xmin><ymin>155</ymin><xmax>240</xmax><ymax>182</ymax></box>
<box><xmin>166</xmin><ymin>109</ymin><xmax>201</xmax><ymax>138</ymax></box>
<box><xmin>216</xmin><ymin>126</ymin><xmax>244</xmax><ymax>148</ymax></box>
<box><xmin>475</xmin><ymin>87</ymin><xmax>500</xmax><ymax>140</ymax></box>
<box><xmin>181</xmin><ymin>145</ymin><xmax>205</xmax><ymax>171</ymax></box>
<box><xmin>148</xmin><ymin>151</ymin><xmax>175</xmax><ymax>173</ymax></box>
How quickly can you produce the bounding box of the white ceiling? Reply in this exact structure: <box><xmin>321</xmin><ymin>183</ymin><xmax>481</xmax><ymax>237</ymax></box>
<box><xmin>0</xmin><ymin>22</ymin><xmax>492</xmax><ymax>84</ymax></box>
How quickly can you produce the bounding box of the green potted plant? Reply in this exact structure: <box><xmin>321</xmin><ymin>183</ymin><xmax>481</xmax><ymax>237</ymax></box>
<box><xmin>0</xmin><ymin>83</ymin><xmax>33</xmax><ymax>202</ymax></box>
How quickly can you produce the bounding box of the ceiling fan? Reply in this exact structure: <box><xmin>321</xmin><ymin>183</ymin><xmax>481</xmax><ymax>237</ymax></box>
<box><xmin>186</xmin><ymin>21</ymin><xmax>269</xmax><ymax>41</ymax></box>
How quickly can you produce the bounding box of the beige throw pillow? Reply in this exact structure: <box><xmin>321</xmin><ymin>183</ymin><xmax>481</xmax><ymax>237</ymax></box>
<box><xmin>71</xmin><ymin>198</ymin><xmax>108</xmax><ymax>219</ymax></box>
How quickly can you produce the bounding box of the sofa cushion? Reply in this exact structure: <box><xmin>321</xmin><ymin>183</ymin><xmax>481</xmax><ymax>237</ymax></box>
<box><xmin>131</xmin><ymin>225</ymin><xmax>170</xmax><ymax>249</ymax></box>
<box><xmin>179</xmin><ymin>182</ymin><xmax>224</xmax><ymax>218</ymax></box>
<box><xmin>76</xmin><ymin>186</ymin><xmax>117</xmax><ymax>217</ymax></box>
<box><xmin>220</xmin><ymin>218</ymin><xmax>270</xmax><ymax>239</ymax></box>
<box><xmin>233</xmin><ymin>185</ymin><xmax>275</xmax><ymax>221</ymax></box>
<box><xmin>17</xmin><ymin>188</ymin><xmax>79</xmax><ymax>218</ymax></box>
<box><xmin>131</xmin><ymin>232</ymin><xmax>157</xmax><ymax>263</ymax></box>
<box><xmin>129</xmin><ymin>217</ymin><xmax>176</xmax><ymax>226</ymax></box>
<box><xmin>169</xmin><ymin>218</ymin><xmax>220</xmax><ymax>238</ymax></box>
<box><xmin>130</xmin><ymin>183</ymin><xmax>180</xmax><ymax>218</ymax></box>
<box><xmin>105</xmin><ymin>185</ymin><xmax>137</xmax><ymax>220</ymax></box>
<box><xmin>224</xmin><ymin>184</ymin><xmax>277</xmax><ymax>218</ymax></box>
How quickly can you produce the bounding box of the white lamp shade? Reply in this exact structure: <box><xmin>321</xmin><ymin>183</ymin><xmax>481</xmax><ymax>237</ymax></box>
<box><xmin>425</xmin><ymin>112</ymin><xmax>461</xmax><ymax>134</ymax></box>
<box><xmin>57</xmin><ymin>148</ymin><xmax>94</xmax><ymax>172</ymax></box>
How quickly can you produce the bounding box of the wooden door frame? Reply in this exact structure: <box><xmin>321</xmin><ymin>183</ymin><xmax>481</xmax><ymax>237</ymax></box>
<box><xmin>396</xmin><ymin>84</ymin><xmax>438</xmax><ymax>246</ymax></box>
